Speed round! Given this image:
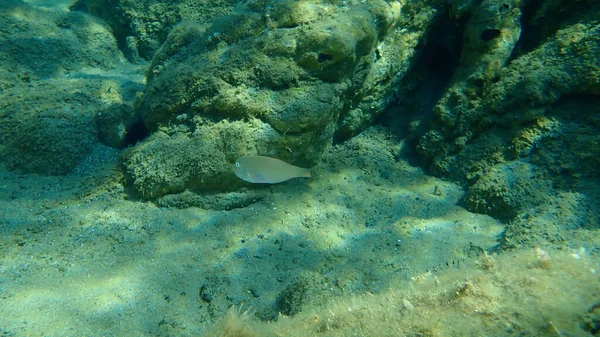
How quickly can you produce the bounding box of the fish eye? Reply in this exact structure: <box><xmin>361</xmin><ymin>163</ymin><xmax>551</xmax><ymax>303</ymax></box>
<box><xmin>235</xmin><ymin>162</ymin><xmax>240</xmax><ymax>167</ymax></box>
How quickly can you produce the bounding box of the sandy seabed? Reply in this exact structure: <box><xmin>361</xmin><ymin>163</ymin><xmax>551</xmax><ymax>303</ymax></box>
<box><xmin>1</xmin><ymin>129</ymin><xmax>598</xmax><ymax>336</ymax></box>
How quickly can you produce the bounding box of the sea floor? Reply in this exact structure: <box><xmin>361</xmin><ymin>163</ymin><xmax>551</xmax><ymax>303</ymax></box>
<box><xmin>1</xmin><ymin>128</ymin><xmax>598</xmax><ymax>336</ymax></box>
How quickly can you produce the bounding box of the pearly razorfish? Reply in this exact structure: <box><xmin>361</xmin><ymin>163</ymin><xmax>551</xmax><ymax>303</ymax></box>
<box><xmin>233</xmin><ymin>155</ymin><xmax>311</xmax><ymax>184</ymax></box>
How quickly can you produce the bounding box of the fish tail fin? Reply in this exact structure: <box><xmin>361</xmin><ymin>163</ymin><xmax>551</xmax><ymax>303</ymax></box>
<box><xmin>302</xmin><ymin>169</ymin><xmax>312</xmax><ymax>178</ymax></box>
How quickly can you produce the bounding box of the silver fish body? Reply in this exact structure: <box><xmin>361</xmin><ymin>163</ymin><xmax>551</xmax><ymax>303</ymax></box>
<box><xmin>233</xmin><ymin>156</ymin><xmax>311</xmax><ymax>184</ymax></box>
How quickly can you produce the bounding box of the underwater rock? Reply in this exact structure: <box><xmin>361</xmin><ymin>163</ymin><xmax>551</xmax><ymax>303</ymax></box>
<box><xmin>413</xmin><ymin>0</ymin><xmax>600</xmax><ymax>220</ymax></box>
<box><xmin>124</xmin><ymin>0</ymin><xmax>424</xmax><ymax>197</ymax></box>
<box><xmin>0</xmin><ymin>1</ymin><xmax>126</xmax><ymax>175</ymax></box>
<box><xmin>0</xmin><ymin>1</ymin><xmax>121</xmax><ymax>80</ymax></box>
<box><xmin>123</xmin><ymin>118</ymin><xmax>279</xmax><ymax>197</ymax></box>
<box><xmin>462</xmin><ymin>161</ymin><xmax>553</xmax><ymax>220</ymax></box>
<box><xmin>0</xmin><ymin>78</ymin><xmax>120</xmax><ymax>175</ymax></box>
<box><xmin>417</xmin><ymin>1</ymin><xmax>600</xmax><ymax>175</ymax></box>
<box><xmin>95</xmin><ymin>103</ymin><xmax>144</xmax><ymax>149</ymax></box>
<box><xmin>70</xmin><ymin>0</ymin><xmax>237</xmax><ymax>61</ymax></box>
<box><xmin>0</xmin><ymin>81</ymin><xmax>97</xmax><ymax>175</ymax></box>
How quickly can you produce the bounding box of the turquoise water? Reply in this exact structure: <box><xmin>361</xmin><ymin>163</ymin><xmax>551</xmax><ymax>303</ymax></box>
<box><xmin>0</xmin><ymin>0</ymin><xmax>599</xmax><ymax>336</ymax></box>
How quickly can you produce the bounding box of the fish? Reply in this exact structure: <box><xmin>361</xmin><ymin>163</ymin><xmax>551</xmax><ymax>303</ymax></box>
<box><xmin>233</xmin><ymin>155</ymin><xmax>312</xmax><ymax>184</ymax></box>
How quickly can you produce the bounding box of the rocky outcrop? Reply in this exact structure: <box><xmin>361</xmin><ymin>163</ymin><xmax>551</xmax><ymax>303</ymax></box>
<box><xmin>123</xmin><ymin>0</ymin><xmax>430</xmax><ymax>197</ymax></box>
<box><xmin>409</xmin><ymin>0</ymin><xmax>600</xmax><ymax>244</ymax></box>
<box><xmin>0</xmin><ymin>0</ymin><xmax>126</xmax><ymax>175</ymax></box>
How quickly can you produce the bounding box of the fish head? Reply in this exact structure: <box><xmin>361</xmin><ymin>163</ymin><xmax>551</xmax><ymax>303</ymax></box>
<box><xmin>233</xmin><ymin>160</ymin><xmax>266</xmax><ymax>183</ymax></box>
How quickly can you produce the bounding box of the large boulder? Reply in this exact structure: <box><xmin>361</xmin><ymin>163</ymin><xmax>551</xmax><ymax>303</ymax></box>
<box><xmin>70</xmin><ymin>0</ymin><xmax>237</xmax><ymax>61</ymax></box>
<box><xmin>123</xmin><ymin>0</ymin><xmax>433</xmax><ymax>198</ymax></box>
<box><xmin>411</xmin><ymin>0</ymin><xmax>600</xmax><ymax>227</ymax></box>
<box><xmin>0</xmin><ymin>0</ymin><xmax>128</xmax><ymax>175</ymax></box>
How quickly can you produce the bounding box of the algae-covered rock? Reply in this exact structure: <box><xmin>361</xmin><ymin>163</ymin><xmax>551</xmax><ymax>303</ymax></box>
<box><xmin>0</xmin><ymin>0</ymin><xmax>121</xmax><ymax>80</ymax></box>
<box><xmin>462</xmin><ymin>161</ymin><xmax>553</xmax><ymax>220</ymax></box>
<box><xmin>414</xmin><ymin>0</ymin><xmax>600</xmax><ymax>220</ymax></box>
<box><xmin>70</xmin><ymin>0</ymin><xmax>237</xmax><ymax>61</ymax></box>
<box><xmin>0</xmin><ymin>1</ymin><xmax>128</xmax><ymax>175</ymax></box>
<box><xmin>418</xmin><ymin>1</ymin><xmax>600</xmax><ymax>172</ymax></box>
<box><xmin>123</xmin><ymin>118</ymin><xmax>280</xmax><ymax>196</ymax></box>
<box><xmin>124</xmin><ymin>0</ymin><xmax>429</xmax><ymax>198</ymax></box>
<box><xmin>95</xmin><ymin>103</ymin><xmax>142</xmax><ymax>149</ymax></box>
<box><xmin>1</xmin><ymin>80</ymin><xmax>99</xmax><ymax>175</ymax></box>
